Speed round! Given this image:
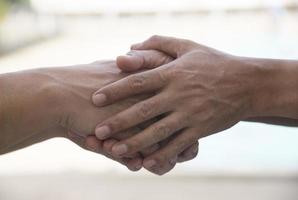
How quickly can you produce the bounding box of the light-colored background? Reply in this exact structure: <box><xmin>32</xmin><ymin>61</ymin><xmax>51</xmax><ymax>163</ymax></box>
<box><xmin>0</xmin><ymin>1</ymin><xmax>298</xmax><ymax>200</ymax></box>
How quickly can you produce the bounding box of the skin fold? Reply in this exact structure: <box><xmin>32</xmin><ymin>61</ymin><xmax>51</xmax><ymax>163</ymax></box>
<box><xmin>0</xmin><ymin>56</ymin><xmax>198</xmax><ymax>174</ymax></box>
<box><xmin>92</xmin><ymin>35</ymin><xmax>298</xmax><ymax>175</ymax></box>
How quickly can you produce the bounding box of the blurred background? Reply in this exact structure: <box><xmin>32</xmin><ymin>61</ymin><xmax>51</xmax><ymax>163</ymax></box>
<box><xmin>0</xmin><ymin>0</ymin><xmax>298</xmax><ymax>199</ymax></box>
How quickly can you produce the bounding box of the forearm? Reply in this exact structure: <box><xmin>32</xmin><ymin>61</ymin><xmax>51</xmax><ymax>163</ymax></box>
<box><xmin>0</xmin><ymin>69</ymin><xmax>62</xmax><ymax>154</ymax></box>
<box><xmin>243</xmin><ymin>57</ymin><xmax>298</xmax><ymax>120</ymax></box>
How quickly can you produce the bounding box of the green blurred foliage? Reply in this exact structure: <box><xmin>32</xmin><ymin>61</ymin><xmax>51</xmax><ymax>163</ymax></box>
<box><xmin>0</xmin><ymin>0</ymin><xmax>30</xmax><ymax>19</ymax></box>
<box><xmin>0</xmin><ymin>0</ymin><xmax>9</xmax><ymax>19</ymax></box>
<box><xmin>2</xmin><ymin>0</ymin><xmax>29</xmax><ymax>5</ymax></box>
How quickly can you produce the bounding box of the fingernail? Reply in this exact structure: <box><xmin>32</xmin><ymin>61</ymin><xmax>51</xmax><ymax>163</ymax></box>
<box><xmin>144</xmin><ymin>160</ymin><xmax>156</xmax><ymax>168</ymax></box>
<box><xmin>95</xmin><ymin>125</ymin><xmax>111</xmax><ymax>139</ymax></box>
<box><xmin>113</xmin><ymin>144</ymin><xmax>128</xmax><ymax>155</ymax></box>
<box><xmin>93</xmin><ymin>93</ymin><xmax>107</xmax><ymax>106</ymax></box>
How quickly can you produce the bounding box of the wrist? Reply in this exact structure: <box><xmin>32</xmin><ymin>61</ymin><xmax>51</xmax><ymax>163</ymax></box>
<box><xmin>0</xmin><ymin>68</ymin><xmax>65</xmax><ymax>139</ymax></box>
<box><xmin>239</xmin><ymin>57</ymin><xmax>298</xmax><ymax>119</ymax></box>
<box><xmin>30</xmin><ymin>67</ymin><xmax>71</xmax><ymax>137</ymax></box>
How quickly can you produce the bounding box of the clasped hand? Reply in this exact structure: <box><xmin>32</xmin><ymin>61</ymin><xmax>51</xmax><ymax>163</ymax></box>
<box><xmin>89</xmin><ymin>35</ymin><xmax>254</xmax><ymax>175</ymax></box>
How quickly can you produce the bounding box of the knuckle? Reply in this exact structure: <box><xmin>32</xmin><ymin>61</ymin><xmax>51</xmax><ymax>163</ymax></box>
<box><xmin>128</xmin><ymin>75</ymin><xmax>147</xmax><ymax>91</ymax></box>
<box><xmin>153</xmin><ymin>160</ymin><xmax>175</xmax><ymax>176</ymax></box>
<box><xmin>156</xmin><ymin>70</ymin><xmax>168</xmax><ymax>84</ymax></box>
<box><xmin>152</xmin><ymin>124</ymin><xmax>171</xmax><ymax>140</ymax></box>
<box><xmin>109</xmin><ymin>117</ymin><xmax>126</xmax><ymax>132</ymax></box>
<box><xmin>166</xmin><ymin>68</ymin><xmax>180</xmax><ymax>79</ymax></box>
<box><xmin>103</xmin><ymin>87</ymin><xmax>117</xmax><ymax>101</ymax></box>
<box><xmin>137</xmin><ymin>101</ymin><xmax>154</xmax><ymax>119</ymax></box>
<box><xmin>140</xmin><ymin>144</ymin><xmax>160</xmax><ymax>156</ymax></box>
<box><xmin>126</xmin><ymin>139</ymin><xmax>141</xmax><ymax>153</ymax></box>
<box><xmin>153</xmin><ymin>155</ymin><xmax>167</xmax><ymax>166</ymax></box>
<box><xmin>149</xmin><ymin>35</ymin><xmax>161</xmax><ymax>43</ymax></box>
<box><xmin>182</xmin><ymin>139</ymin><xmax>193</xmax><ymax>150</ymax></box>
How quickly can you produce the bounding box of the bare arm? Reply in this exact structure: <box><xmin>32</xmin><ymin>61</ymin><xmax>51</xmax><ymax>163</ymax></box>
<box><xmin>0</xmin><ymin>69</ymin><xmax>62</xmax><ymax>154</ymax></box>
<box><xmin>0</xmin><ymin>61</ymin><xmax>145</xmax><ymax>169</ymax></box>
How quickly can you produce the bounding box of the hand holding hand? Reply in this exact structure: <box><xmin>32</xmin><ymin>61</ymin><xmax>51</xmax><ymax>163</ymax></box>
<box><xmin>52</xmin><ymin>57</ymin><xmax>197</xmax><ymax>173</ymax></box>
<box><xmin>92</xmin><ymin>35</ymin><xmax>257</xmax><ymax>175</ymax></box>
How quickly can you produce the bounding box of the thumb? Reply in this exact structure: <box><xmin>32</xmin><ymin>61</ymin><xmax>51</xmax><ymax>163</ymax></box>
<box><xmin>116</xmin><ymin>50</ymin><xmax>173</xmax><ymax>72</ymax></box>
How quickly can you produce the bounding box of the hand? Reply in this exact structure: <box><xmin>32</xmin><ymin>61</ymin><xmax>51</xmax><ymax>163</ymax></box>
<box><xmin>92</xmin><ymin>35</ymin><xmax>256</xmax><ymax>175</ymax></box>
<box><xmin>0</xmin><ymin>51</ymin><xmax>197</xmax><ymax>174</ymax></box>
<box><xmin>98</xmin><ymin>53</ymin><xmax>198</xmax><ymax>174</ymax></box>
<box><xmin>2</xmin><ymin>60</ymin><xmax>146</xmax><ymax>170</ymax></box>
<box><xmin>46</xmin><ymin>58</ymin><xmax>198</xmax><ymax>173</ymax></box>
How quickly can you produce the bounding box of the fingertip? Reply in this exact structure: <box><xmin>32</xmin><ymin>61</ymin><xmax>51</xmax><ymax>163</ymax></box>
<box><xmin>112</xmin><ymin>143</ymin><xmax>129</xmax><ymax>156</ymax></box>
<box><xmin>143</xmin><ymin>159</ymin><xmax>157</xmax><ymax>169</ymax></box>
<box><xmin>95</xmin><ymin>125</ymin><xmax>111</xmax><ymax>140</ymax></box>
<box><xmin>127</xmin><ymin>157</ymin><xmax>143</xmax><ymax>171</ymax></box>
<box><xmin>92</xmin><ymin>93</ymin><xmax>107</xmax><ymax>106</ymax></box>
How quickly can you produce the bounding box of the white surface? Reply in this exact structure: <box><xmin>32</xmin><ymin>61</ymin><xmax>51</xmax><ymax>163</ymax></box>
<box><xmin>0</xmin><ymin>173</ymin><xmax>297</xmax><ymax>200</ymax></box>
<box><xmin>30</xmin><ymin>0</ymin><xmax>298</xmax><ymax>14</ymax></box>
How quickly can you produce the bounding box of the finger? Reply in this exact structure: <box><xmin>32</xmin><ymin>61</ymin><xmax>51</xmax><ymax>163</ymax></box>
<box><xmin>102</xmin><ymin>139</ymin><xmax>119</xmax><ymax>154</ymax></box>
<box><xmin>85</xmin><ymin>136</ymin><xmax>143</xmax><ymax>171</ymax></box>
<box><xmin>143</xmin><ymin>155</ymin><xmax>177</xmax><ymax>176</ymax></box>
<box><xmin>101</xmin><ymin>139</ymin><xmax>143</xmax><ymax>170</ymax></box>
<box><xmin>140</xmin><ymin>143</ymin><xmax>160</xmax><ymax>157</ymax></box>
<box><xmin>111</xmin><ymin>113</ymin><xmax>186</xmax><ymax>157</ymax></box>
<box><xmin>117</xmin><ymin>50</ymin><xmax>173</xmax><ymax>72</ymax></box>
<box><xmin>92</xmin><ymin>68</ymin><xmax>169</xmax><ymax>106</ymax></box>
<box><xmin>177</xmin><ymin>141</ymin><xmax>199</xmax><ymax>163</ymax></box>
<box><xmin>140</xmin><ymin>142</ymin><xmax>199</xmax><ymax>175</ymax></box>
<box><xmin>95</xmin><ymin>95</ymin><xmax>169</xmax><ymax>140</ymax></box>
<box><xmin>126</xmin><ymin>157</ymin><xmax>143</xmax><ymax>171</ymax></box>
<box><xmin>113</xmin><ymin>127</ymin><xmax>141</xmax><ymax>140</ymax></box>
<box><xmin>143</xmin><ymin>128</ymin><xmax>198</xmax><ymax>175</ymax></box>
<box><xmin>139</xmin><ymin>131</ymin><xmax>179</xmax><ymax>176</ymax></box>
<box><xmin>102</xmin><ymin>139</ymin><xmax>140</xmax><ymax>159</ymax></box>
<box><xmin>131</xmin><ymin>35</ymin><xmax>194</xmax><ymax>58</ymax></box>
<box><xmin>84</xmin><ymin>134</ymin><xmax>104</xmax><ymax>153</ymax></box>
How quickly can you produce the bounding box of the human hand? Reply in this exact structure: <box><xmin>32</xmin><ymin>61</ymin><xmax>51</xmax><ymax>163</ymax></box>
<box><xmin>92</xmin><ymin>55</ymin><xmax>198</xmax><ymax>173</ymax></box>
<box><xmin>31</xmin><ymin>60</ymin><xmax>146</xmax><ymax>170</ymax></box>
<box><xmin>92</xmin><ymin>35</ymin><xmax>257</xmax><ymax>175</ymax></box>
<box><xmin>44</xmin><ymin>59</ymin><xmax>198</xmax><ymax>173</ymax></box>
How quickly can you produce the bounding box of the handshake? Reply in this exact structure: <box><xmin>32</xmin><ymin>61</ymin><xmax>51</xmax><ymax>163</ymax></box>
<box><xmin>1</xmin><ymin>36</ymin><xmax>297</xmax><ymax>175</ymax></box>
